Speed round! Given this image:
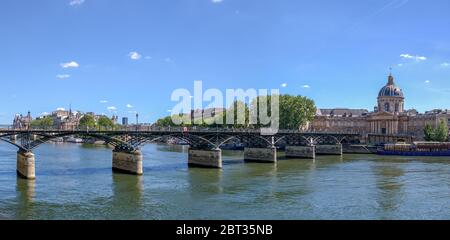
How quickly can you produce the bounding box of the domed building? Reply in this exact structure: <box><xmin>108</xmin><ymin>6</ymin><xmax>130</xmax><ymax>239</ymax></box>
<box><xmin>310</xmin><ymin>73</ymin><xmax>450</xmax><ymax>144</ymax></box>
<box><xmin>377</xmin><ymin>74</ymin><xmax>404</xmax><ymax>113</ymax></box>
<box><xmin>367</xmin><ymin>74</ymin><xmax>411</xmax><ymax>141</ymax></box>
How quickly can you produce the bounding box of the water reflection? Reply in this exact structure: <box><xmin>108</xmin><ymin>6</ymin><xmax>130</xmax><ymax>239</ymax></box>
<box><xmin>15</xmin><ymin>178</ymin><xmax>35</xmax><ymax>219</ymax></box>
<box><xmin>187</xmin><ymin>168</ymin><xmax>223</xmax><ymax>195</ymax></box>
<box><xmin>111</xmin><ymin>173</ymin><xmax>143</xmax><ymax>219</ymax></box>
<box><xmin>373</xmin><ymin>163</ymin><xmax>405</xmax><ymax>218</ymax></box>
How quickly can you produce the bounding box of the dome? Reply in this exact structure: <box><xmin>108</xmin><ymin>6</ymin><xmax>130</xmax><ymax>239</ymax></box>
<box><xmin>378</xmin><ymin>74</ymin><xmax>404</xmax><ymax>98</ymax></box>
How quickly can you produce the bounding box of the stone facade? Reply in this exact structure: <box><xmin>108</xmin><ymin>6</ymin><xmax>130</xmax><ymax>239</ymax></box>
<box><xmin>244</xmin><ymin>147</ymin><xmax>277</xmax><ymax>163</ymax></box>
<box><xmin>309</xmin><ymin>74</ymin><xmax>450</xmax><ymax>144</ymax></box>
<box><xmin>188</xmin><ymin>149</ymin><xmax>223</xmax><ymax>168</ymax></box>
<box><xmin>112</xmin><ymin>150</ymin><xmax>143</xmax><ymax>175</ymax></box>
<box><xmin>13</xmin><ymin>111</ymin><xmax>32</xmax><ymax>130</ymax></box>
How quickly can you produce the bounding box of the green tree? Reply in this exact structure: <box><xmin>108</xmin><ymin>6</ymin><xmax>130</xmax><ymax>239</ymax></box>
<box><xmin>250</xmin><ymin>94</ymin><xmax>316</xmax><ymax>130</ymax></box>
<box><xmin>79</xmin><ymin>115</ymin><xmax>96</xmax><ymax>129</ymax></box>
<box><xmin>155</xmin><ymin>116</ymin><xmax>176</xmax><ymax>127</ymax></box>
<box><xmin>30</xmin><ymin>116</ymin><xmax>54</xmax><ymax>129</ymax></box>
<box><xmin>222</xmin><ymin>100</ymin><xmax>250</xmax><ymax>128</ymax></box>
<box><xmin>97</xmin><ymin>116</ymin><xmax>115</xmax><ymax>130</ymax></box>
<box><xmin>424</xmin><ymin>124</ymin><xmax>435</xmax><ymax>141</ymax></box>
<box><xmin>434</xmin><ymin>120</ymin><xmax>449</xmax><ymax>142</ymax></box>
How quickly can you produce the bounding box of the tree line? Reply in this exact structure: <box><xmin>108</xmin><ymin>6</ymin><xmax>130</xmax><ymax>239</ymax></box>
<box><xmin>31</xmin><ymin>115</ymin><xmax>117</xmax><ymax>130</ymax></box>
<box><xmin>155</xmin><ymin>94</ymin><xmax>317</xmax><ymax>130</ymax></box>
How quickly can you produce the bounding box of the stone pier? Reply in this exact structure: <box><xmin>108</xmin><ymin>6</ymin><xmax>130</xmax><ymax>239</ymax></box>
<box><xmin>10</xmin><ymin>135</ymin><xmax>17</xmax><ymax>141</ymax></box>
<box><xmin>244</xmin><ymin>147</ymin><xmax>277</xmax><ymax>163</ymax></box>
<box><xmin>315</xmin><ymin>144</ymin><xmax>343</xmax><ymax>155</ymax></box>
<box><xmin>188</xmin><ymin>149</ymin><xmax>222</xmax><ymax>168</ymax></box>
<box><xmin>112</xmin><ymin>150</ymin><xmax>143</xmax><ymax>175</ymax></box>
<box><xmin>285</xmin><ymin>146</ymin><xmax>315</xmax><ymax>159</ymax></box>
<box><xmin>17</xmin><ymin>151</ymin><xmax>36</xmax><ymax>180</ymax></box>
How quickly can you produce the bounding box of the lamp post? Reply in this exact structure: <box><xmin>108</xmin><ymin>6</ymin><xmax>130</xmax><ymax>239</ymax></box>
<box><xmin>136</xmin><ymin>113</ymin><xmax>139</xmax><ymax>131</ymax></box>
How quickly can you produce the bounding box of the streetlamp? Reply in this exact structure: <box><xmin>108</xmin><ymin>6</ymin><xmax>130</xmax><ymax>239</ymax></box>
<box><xmin>136</xmin><ymin>113</ymin><xmax>139</xmax><ymax>131</ymax></box>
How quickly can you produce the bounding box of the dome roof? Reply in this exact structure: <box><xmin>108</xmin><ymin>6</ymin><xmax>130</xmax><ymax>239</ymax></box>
<box><xmin>378</xmin><ymin>74</ymin><xmax>404</xmax><ymax>98</ymax></box>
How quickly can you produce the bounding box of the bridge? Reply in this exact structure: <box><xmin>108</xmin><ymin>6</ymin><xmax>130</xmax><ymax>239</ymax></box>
<box><xmin>0</xmin><ymin>128</ymin><xmax>360</xmax><ymax>180</ymax></box>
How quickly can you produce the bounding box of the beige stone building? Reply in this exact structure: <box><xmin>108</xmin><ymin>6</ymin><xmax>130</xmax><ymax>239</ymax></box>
<box><xmin>309</xmin><ymin>74</ymin><xmax>450</xmax><ymax>144</ymax></box>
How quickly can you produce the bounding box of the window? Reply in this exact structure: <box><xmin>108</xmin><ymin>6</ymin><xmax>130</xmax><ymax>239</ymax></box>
<box><xmin>384</xmin><ymin>103</ymin><xmax>390</xmax><ymax>112</ymax></box>
<box><xmin>395</xmin><ymin>103</ymin><xmax>399</xmax><ymax>112</ymax></box>
<box><xmin>382</xmin><ymin>128</ymin><xmax>387</xmax><ymax>134</ymax></box>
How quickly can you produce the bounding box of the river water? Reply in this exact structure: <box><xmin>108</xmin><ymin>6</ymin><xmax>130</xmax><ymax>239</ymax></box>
<box><xmin>0</xmin><ymin>142</ymin><xmax>450</xmax><ymax>220</ymax></box>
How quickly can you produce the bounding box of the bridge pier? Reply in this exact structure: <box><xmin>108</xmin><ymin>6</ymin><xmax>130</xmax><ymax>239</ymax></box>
<box><xmin>285</xmin><ymin>146</ymin><xmax>316</xmax><ymax>159</ymax></box>
<box><xmin>112</xmin><ymin>150</ymin><xmax>143</xmax><ymax>175</ymax></box>
<box><xmin>244</xmin><ymin>147</ymin><xmax>277</xmax><ymax>163</ymax></box>
<box><xmin>315</xmin><ymin>144</ymin><xmax>343</xmax><ymax>155</ymax></box>
<box><xmin>188</xmin><ymin>148</ymin><xmax>222</xmax><ymax>168</ymax></box>
<box><xmin>10</xmin><ymin>135</ymin><xmax>17</xmax><ymax>141</ymax></box>
<box><xmin>17</xmin><ymin>151</ymin><xmax>36</xmax><ymax>180</ymax></box>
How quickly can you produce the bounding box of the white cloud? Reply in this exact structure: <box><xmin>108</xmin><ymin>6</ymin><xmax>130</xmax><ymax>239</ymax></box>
<box><xmin>400</xmin><ymin>54</ymin><xmax>427</xmax><ymax>62</ymax></box>
<box><xmin>441</xmin><ymin>63</ymin><xmax>450</xmax><ymax>68</ymax></box>
<box><xmin>126</xmin><ymin>104</ymin><xmax>134</xmax><ymax>108</ymax></box>
<box><xmin>281</xmin><ymin>83</ymin><xmax>287</xmax><ymax>88</ymax></box>
<box><xmin>69</xmin><ymin>0</ymin><xmax>85</xmax><ymax>6</ymax></box>
<box><xmin>99</xmin><ymin>100</ymin><xmax>108</xmax><ymax>104</ymax></box>
<box><xmin>397</xmin><ymin>63</ymin><xmax>404</xmax><ymax>67</ymax></box>
<box><xmin>107</xmin><ymin>106</ymin><xmax>117</xmax><ymax>111</ymax></box>
<box><xmin>128</xmin><ymin>51</ymin><xmax>142</xmax><ymax>60</ymax></box>
<box><xmin>145</xmin><ymin>56</ymin><xmax>152</xmax><ymax>60</ymax></box>
<box><xmin>302</xmin><ymin>85</ymin><xmax>311</xmax><ymax>88</ymax></box>
<box><xmin>165</xmin><ymin>57</ymin><xmax>173</xmax><ymax>63</ymax></box>
<box><xmin>212</xmin><ymin>0</ymin><xmax>223</xmax><ymax>3</ymax></box>
<box><xmin>56</xmin><ymin>74</ymin><xmax>70</xmax><ymax>79</ymax></box>
<box><xmin>56</xmin><ymin>108</ymin><xmax>66</xmax><ymax>111</ymax></box>
<box><xmin>60</xmin><ymin>61</ymin><xmax>80</xmax><ymax>68</ymax></box>
<box><xmin>41</xmin><ymin>112</ymin><xmax>50</xmax><ymax>116</ymax></box>
<box><xmin>425</xmin><ymin>80</ymin><xmax>431</xmax><ymax>84</ymax></box>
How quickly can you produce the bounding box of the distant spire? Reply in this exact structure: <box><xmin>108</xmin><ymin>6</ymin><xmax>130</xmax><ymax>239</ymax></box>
<box><xmin>388</xmin><ymin>68</ymin><xmax>394</xmax><ymax>85</ymax></box>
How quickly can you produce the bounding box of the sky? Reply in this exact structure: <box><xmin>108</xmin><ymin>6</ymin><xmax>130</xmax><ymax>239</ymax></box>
<box><xmin>1</xmin><ymin>0</ymin><xmax>450</xmax><ymax>124</ymax></box>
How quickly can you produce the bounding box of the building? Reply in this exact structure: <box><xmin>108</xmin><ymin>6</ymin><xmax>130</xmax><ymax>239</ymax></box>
<box><xmin>309</xmin><ymin>73</ymin><xmax>450</xmax><ymax>144</ymax></box>
<box><xmin>13</xmin><ymin>108</ymin><xmax>120</xmax><ymax>130</ymax></box>
<box><xmin>190</xmin><ymin>108</ymin><xmax>226</xmax><ymax>123</ymax></box>
<box><xmin>50</xmin><ymin>108</ymin><xmax>81</xmax><ymax>130</ymax></box>
<box><xmin>13</xmin><ymin>111</ymin><xmax>33</xmax><ymax>130</ymax></box>
<box><xmin>122</xmin><ymin>117</ymin><xmax>129</xmax><ymax>126</ymax></box>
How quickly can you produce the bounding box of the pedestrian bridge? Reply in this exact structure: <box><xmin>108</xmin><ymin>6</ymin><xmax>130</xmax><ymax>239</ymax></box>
<box><xmin>0</xmin><ymin>128</ymin><xmax>360</xmax><ymax>179</ymax></box>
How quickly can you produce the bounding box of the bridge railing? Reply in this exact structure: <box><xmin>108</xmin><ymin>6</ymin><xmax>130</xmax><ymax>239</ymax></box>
<box><xmin>2</xmin><ymin>126</ymin><xmax>360</xmax><ymax>136</ymax></box>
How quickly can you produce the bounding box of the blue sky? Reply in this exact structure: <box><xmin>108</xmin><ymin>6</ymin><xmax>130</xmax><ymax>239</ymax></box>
<box><xmin>1</xmin><ymin>0</ymin><xmax>450</xmax><ymax>124</ymax></box>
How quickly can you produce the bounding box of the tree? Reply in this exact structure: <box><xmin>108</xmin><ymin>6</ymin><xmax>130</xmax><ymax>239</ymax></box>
<box><xmin>250</xmin><ymin>94</ymin><xmax>316</xmax><ymax>130</ymax></box>
<box><xmin>434</xmin><ymin>120</ymin><xmax>449</xmax><ymax>142</ymax></box>
<box><xmin>424</xmin><ymin>124</ymin><xmax>435</xmax><ymax>141</ymax></box>
<box><xmin>79</xmin><ymin>115</ymin><xmax>96</xmax><ymax>129</ymax></box>
<box><xmin>155</xmin><ymin>116</ymin><xmax>177</xmax><ymax>127</ymax></box>
<box><xmin>30</xmin><ymin>116</ymin><xmax>53</xmax><ymax>129</ymax></box>
<box><xmin>423</xmin><ymin>121</ymin><xmax>448</xmax><ymax>142</ymax></box>
<box><xmin>97</xmin><ymin>116</ymin><xmax>115</xmax><ymax>130</ymax></box>
<box><xmin>153</xmin><ymin>94</ymin><xmax>316</xmax><ymax>130</ymax></box>
<box><xmin>222</xmin><ymin>100</ymin><xmax>250</xmax><ymax>128</ymax></box>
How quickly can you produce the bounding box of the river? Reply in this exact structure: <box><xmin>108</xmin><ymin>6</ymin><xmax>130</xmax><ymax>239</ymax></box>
<box><xmin>0</xmin><ymin>142</ymin><xmax>450</xmax><ymax>220</ymax></box>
